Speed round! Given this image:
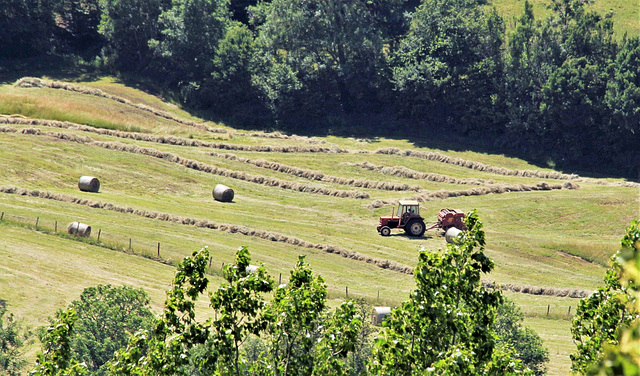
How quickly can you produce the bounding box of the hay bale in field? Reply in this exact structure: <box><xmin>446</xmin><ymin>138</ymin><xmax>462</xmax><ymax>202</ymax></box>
<box><xmin>213</xmin><ymin>184</ymin><xmax>234</xmax><ymax>202</ymax></box>
<box><xmin>372</xmin><ymin>307</ymin><xmax>392</xmax><ymax>325</ymax></box>
<box><xmin>445</xmin><ymin>227</ymin><xmax>463</xmax><ymax>244</ymax></box>
<box><xmin>78</xmin><ymin>176</ymin><xmax>100</xmax><ymax>192</ymax></box>
<box><xmin>67</xmin><ymin>222</ymin><xmax>91</xmax><ymax>237</ymax></box>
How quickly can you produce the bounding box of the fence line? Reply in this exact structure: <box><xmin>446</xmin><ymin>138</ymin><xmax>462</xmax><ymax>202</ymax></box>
<box><xmin>0</xmin><ymin>209</ymin><xmax>585</xmax><ymax>314</ymax></box>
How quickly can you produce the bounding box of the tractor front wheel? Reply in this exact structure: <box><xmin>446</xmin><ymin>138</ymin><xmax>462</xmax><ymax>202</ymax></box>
<box><xmin>380</xmin><ymin>226</ymin><xmax>391</xmax><ymax>236</ymax></box>
<box><xmin>405</xmin><ymin>219</ymin><xmax>425</xmax><ymax>237</ymax></box>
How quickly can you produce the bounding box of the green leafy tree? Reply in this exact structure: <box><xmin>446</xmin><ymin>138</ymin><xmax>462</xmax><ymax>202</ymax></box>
<box><xmin>0</xmin><ymin>0</ymin><xmax>55</xmax><ymax>58</ymax></box>
<box><xmin>30</xmin><ymin>309</ymin><xmax>88</xmax><ymax>376</ymax></box>
<box><xmin>109</xmin><ymin>247</ymin><xmax>210</xmax><ymax>375</ymax></box>
<box><xmin>52</xmin><ymin>0</ymin><xmax>103</xmax><ymax>54</ymax></box>
<box><xmin>99</xmin><ymin>0</ymin><xmax>169</xmax><ymax>69</ymax></box>
<box><xmin>571</xmin><ymin>219</ymin><xmax>640</xmax><ymax>374</ymax></box>
<box><xmin>587</xmin><ymin>219</ymin><xmax>640</xmax><ymax>375</ymax></box>
<box><xmin>64</xmin><ymin>285</ymin><xmax>154</xmax><ymax>375</ymax></box>
<box><xmin>250</xmin><ymin>0</ymin><xmax>401</xmax><ymax>123</ymax></box>
<box><xmin>494</xmin><ymin>299</ymin><xmax>549</xmax><ymax>376</ymax></box>
<box><xmin>0</xmin><ymin>301</ymin><xmax>31</xmax><ymax>376</ymax></box>
<box><xmin>368</xmin><ymin>210</ymin><xmax>531</xmax><ymax>375</ymax></box>
<box><xmin>254</xmin><ymin>255</ymin><xmax>327</xmax><ymax>376</ymax></box>
<box><xmin>208</xmin><ymin>246</ymin><xmax>274</xmax><ymax>376</ymax></box>
<box><xmin>149</xmin><ymin>0</ymin><xmax>230</xmax><ymax>103</ymax></box>
<box><xmin>604</xmin><ymin>36</ymin><xmax>640</xmax><ymax>176</ymax></box>
<box><xmin>312</xmin><ymin>301</ymin><xmax>362</xmax><ymax>376</ymax></box>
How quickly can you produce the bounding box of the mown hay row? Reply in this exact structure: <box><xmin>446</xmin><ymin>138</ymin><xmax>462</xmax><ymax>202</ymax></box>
<box><xmin>0</xmin><ymin>126</ymin><xmax>369</xmax><ymax>199</ymax></box>
<box><xmin>366</xmin><ymin>181</ymin><xmax>577</xmax><ymax>209</ymax></box>
<box><xmin>13</xmin><ymin>77</ymin><xmax>325</xmax><ymax>144</ymax></box>
<box><xmin>375</xmin><ymin>147</ymin><xmax>580</xmax><ymax>180</ymax></box>
<box><xmin>348</xmin><ymin>161</ymin><xmax>493</xmax><ymax>185</ymax></box>
<box><xmin>0</xmin><ymin>185</ymin><xmax>411</xmax><ymax>274</ymax></box>
<box><xmin>482</xmin><ymin>281</ymin><xmax>591</xmax><ymax>298</ymax></box>
<box><xmin>211</xmin><ymin>152</ymin><xmax>421</xmax><ymax>192</ymax></box>
<box><xmin>0</xmin><ymin>116</ymin><xmax>346</xmax><ymax>153</ymax></box>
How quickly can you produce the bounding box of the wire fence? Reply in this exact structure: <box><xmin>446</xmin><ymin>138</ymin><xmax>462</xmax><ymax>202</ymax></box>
<box><xmin>0</xmin><ymin>209</ymin><xmax>582</xmax><ymax>319</ymax></box>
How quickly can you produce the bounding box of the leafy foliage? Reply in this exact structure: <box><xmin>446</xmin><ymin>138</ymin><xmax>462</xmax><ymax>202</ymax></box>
<box><xmin>208</xmin><ymin>246</ymin><xmax>274</xmax><ymax>375</ymax></box>
<box><xmin>30</xmin><ymin>309</ymin><xmax>88</xmax><ymax>376</ymax></box>
<box><xmin>571</xmin><ymin>219</ymin><xmax>640</xmax><ymax>375</ymax></box>
<box><xmin>369</xmin><ymin>210</ymin><xmax>532</xmax><ymax>375</ymax></box>
<box><xmin>254</xmin><ymin>255</ymin><xmax>327</xmax><ymax>375</ymax></box>
<box><xmin>65</xmin><ymin>285</ymin><xmax>154</xmax><ymax>375</ymax></box>
<box><xmin>109</xmin><ymin>247</ymin><xmax>210</xmax><ymax>375</ymax></box>
<box><xmin>0</xmin><ymin>301</ymin><xmax>31</xmax><ymax>376</ymax></box>
<box><xmin>494</xmin><ymin>299</ymin><xmax>549</xmax><ymax>376</ymax></box>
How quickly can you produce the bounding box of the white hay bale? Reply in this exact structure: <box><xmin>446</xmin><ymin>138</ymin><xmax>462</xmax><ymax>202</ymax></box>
<box><xmin>78</xmin><ymin>176</ymin><xmax>100</xmax><ymax>192</ymax></box>
<box><xmin>213</xmin><ymin>184</ymin><xmax>234</xmax><ymax>202</ymax></box>
<box><xmin>67</xmin><ymin>222</ymin><xmax>91</xmax><ymax>237</ymax></box>
<box><xmin>372</xmin><ymin>307</ymin><xmax>391</xmax><ymax>325</ymax></box>
<box><xmin>445</xmin><ymin>227</ymin><xmax>463</xmax><ymax>244</ymax></box>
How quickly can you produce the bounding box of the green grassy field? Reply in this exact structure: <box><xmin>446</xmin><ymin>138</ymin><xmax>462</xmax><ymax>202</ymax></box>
<box><xmin>489</xmin><ymin>0</ymin><xmax>639</xmax><ymax>37</ymax></box>
<box><xmin>0</xmin><ymin>77</ymin><xmax>638</xmax><ymax>375</ymax></box>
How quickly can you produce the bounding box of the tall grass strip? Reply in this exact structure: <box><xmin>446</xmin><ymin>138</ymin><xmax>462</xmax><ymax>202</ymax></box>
<box><xmin>0</xmin><ymin>186</ymin><xmax>410</xmax><ymax>274</ymax></box>
<box><xmin>0</xmin><ymin>127</ymin><xmax>369</xmax><ymax>199</ymax></box>
<box><xmin>13</xmin><ymin>78</ymin><xmax>326</xmax><ymax>144</ymax></box>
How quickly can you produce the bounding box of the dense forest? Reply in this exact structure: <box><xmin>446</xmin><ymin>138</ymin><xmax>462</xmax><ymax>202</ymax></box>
<box><xmin>1</xmin><ymin>0</ymin><xmax>638</xmax><ymax>177</ymax></box>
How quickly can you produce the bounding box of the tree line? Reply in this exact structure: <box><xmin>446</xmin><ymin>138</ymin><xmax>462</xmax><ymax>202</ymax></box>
<box><xmin>1</xmin><ymin>0</ymin><xmax>639</xmax><ymax>176</ymax></box>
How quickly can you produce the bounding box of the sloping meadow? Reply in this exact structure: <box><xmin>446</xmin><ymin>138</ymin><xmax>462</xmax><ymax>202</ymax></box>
<box><xmin>1</xmin><ymin>77</ymin><xmax>637</xmax><ymax>375</ymax></box>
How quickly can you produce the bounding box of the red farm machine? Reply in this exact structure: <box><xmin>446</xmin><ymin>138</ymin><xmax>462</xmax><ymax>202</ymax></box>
<box><xmin>377</xmin><ymin>201</ymin><xmax>465</xmax><ymax>237</ymax></box>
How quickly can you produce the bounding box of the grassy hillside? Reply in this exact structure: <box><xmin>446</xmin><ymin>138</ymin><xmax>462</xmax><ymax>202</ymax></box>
<box><xmin>490</xmin><ymin>0</ymin><xmax>639</xmax><ymax>37</ymax></box>
<box><xmin>0</xmin><ymin>76</ymin><xmax>638</xmax><ymax>375</ymax></box>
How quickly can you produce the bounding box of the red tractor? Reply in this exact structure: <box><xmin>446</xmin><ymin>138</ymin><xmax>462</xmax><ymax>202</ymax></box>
<box><xmin>377</xmin><ymin>200</ymin><xmax>426</xmax><ymax>237</ymax></box>
<box><xmin>377</xmin><ymin>203</ymin><xmax>466</xmax><ymax>237</ymax></box>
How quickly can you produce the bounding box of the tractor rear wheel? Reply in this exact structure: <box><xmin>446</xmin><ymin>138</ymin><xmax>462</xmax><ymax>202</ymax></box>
<box><xmin>405</xmin><ymin>219</ymin><xmax>425</xmax><ymax>237</ymax></box>
<box><xmin>380</xmin><ymin>226</ymin><xmax>391</xmax><ymax>236</ymax></box>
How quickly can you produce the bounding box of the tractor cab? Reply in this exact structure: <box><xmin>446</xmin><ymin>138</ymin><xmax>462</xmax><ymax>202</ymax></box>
<box><xmin>377</xmin><ymin>200</ymin><xmax>426</xmax><ymax>237</ymax></box>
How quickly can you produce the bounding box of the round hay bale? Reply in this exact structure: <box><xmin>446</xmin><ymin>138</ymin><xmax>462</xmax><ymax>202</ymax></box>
<box><xmin>78</xmin><ymin>176</ymin><xmax>100</xmax><ymax>192</ymax></box>
<box><xmin>372</xmin><ymin>307</ymin><xmax>392</xmax><ymax>325</ymax></box>
<box><xmin>213</xmin><ymin>184</ymin><xmax>234</xmax><ymax>202</ymax></box>
<box><xmin>445</xmin><ymin>227</ymin><xmax>463</xmax><ymax>244</ymax></box>
<box><xmin>67</xmin><ymin>222</ymin><xmax>91</xmax><ymax>237</ymax></box>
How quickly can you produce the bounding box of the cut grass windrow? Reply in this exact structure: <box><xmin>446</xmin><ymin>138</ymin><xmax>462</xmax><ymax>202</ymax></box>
<box><xmin>366</xmin><ymin>182</ymin><xmax>578</xmax><ymax>209</ymax></box>
<box><xmin>0</xmin><ymin>192</ymin><xmax>592</xmax><ymax>300</ymax></box>
<box><xmin>2</xmin><ymin>116</ymin><xmax>637</xmax><ymax>189</ymax></box>
<box><xmin>13</xmin><ymin>77</ymin><xmax>325</xmax><ymax>144</ymax></box>
<box><xmin>0</xmin><ymin>127</ymin><xmax>368</xmax><ymax>199</ymax></box>
<box><xmin>374</xmin><ymin>148</ymin><xmax>640</xmax><ymax>188</ymax></box>
<box><xmin>0</xmin><ymin>185</ymin><xmax>410</xmax><ymax>274</ymax></box>
<box><xmin>374</xmin><ymin>147</ymin><xmax>580</xmax><ymax>180</ymax></box>
<box><xmin>348</xmin><ymin>161</ymin><xmax>494</xmax><ymax>185</ymax></box>
<box><xmin>209</xmin><ymin>152</ymin><xmax>421</xmax><ymax>192</ymax></box>
<box><xmin>0</xmin><ymin>116</ymin><xmax>346</xmax><ymax>153</ymax></box>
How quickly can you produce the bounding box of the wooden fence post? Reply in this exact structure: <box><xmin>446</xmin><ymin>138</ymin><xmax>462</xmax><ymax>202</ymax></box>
<box><xmin>35</xmin><ymin>216</ymin><xmax>39</xmax><ymax>228</ymax></box>
<box><xmin>346</xmin><ymin>286</ymin><xmax>349</xmax><ymax>299</ymax></box>
<box><xmin>547</xmin><ymin>305</ymin><xmax>550</xmax><ymax>316</ymax></box>
<box><xmin>157</xmin><ymin>243</ymin><xmax>160</xmax><ymax>257</ymax></box>
<box><xmin>0</xmin><ymin>212</ymin><xmax>4</xmax><ymax>221</ymax></box>
<box><xmin>129</xmin><ymin>238</ymin><xmax>132</xmax><ymax>251</ymax></box>
<box><xmin>54</xmin><ymin>221</ymin><xmax>57</xmax><ymax>232</ymax></box>
<box><xmin>568</xmin><ymin>306</ymin><xmax>572</xmax><ymax>316</ymax></box>
<box><xmin>97</xmin><ymin>229</ymin><xmax>101</xmax><ymax>242</ymax></box>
